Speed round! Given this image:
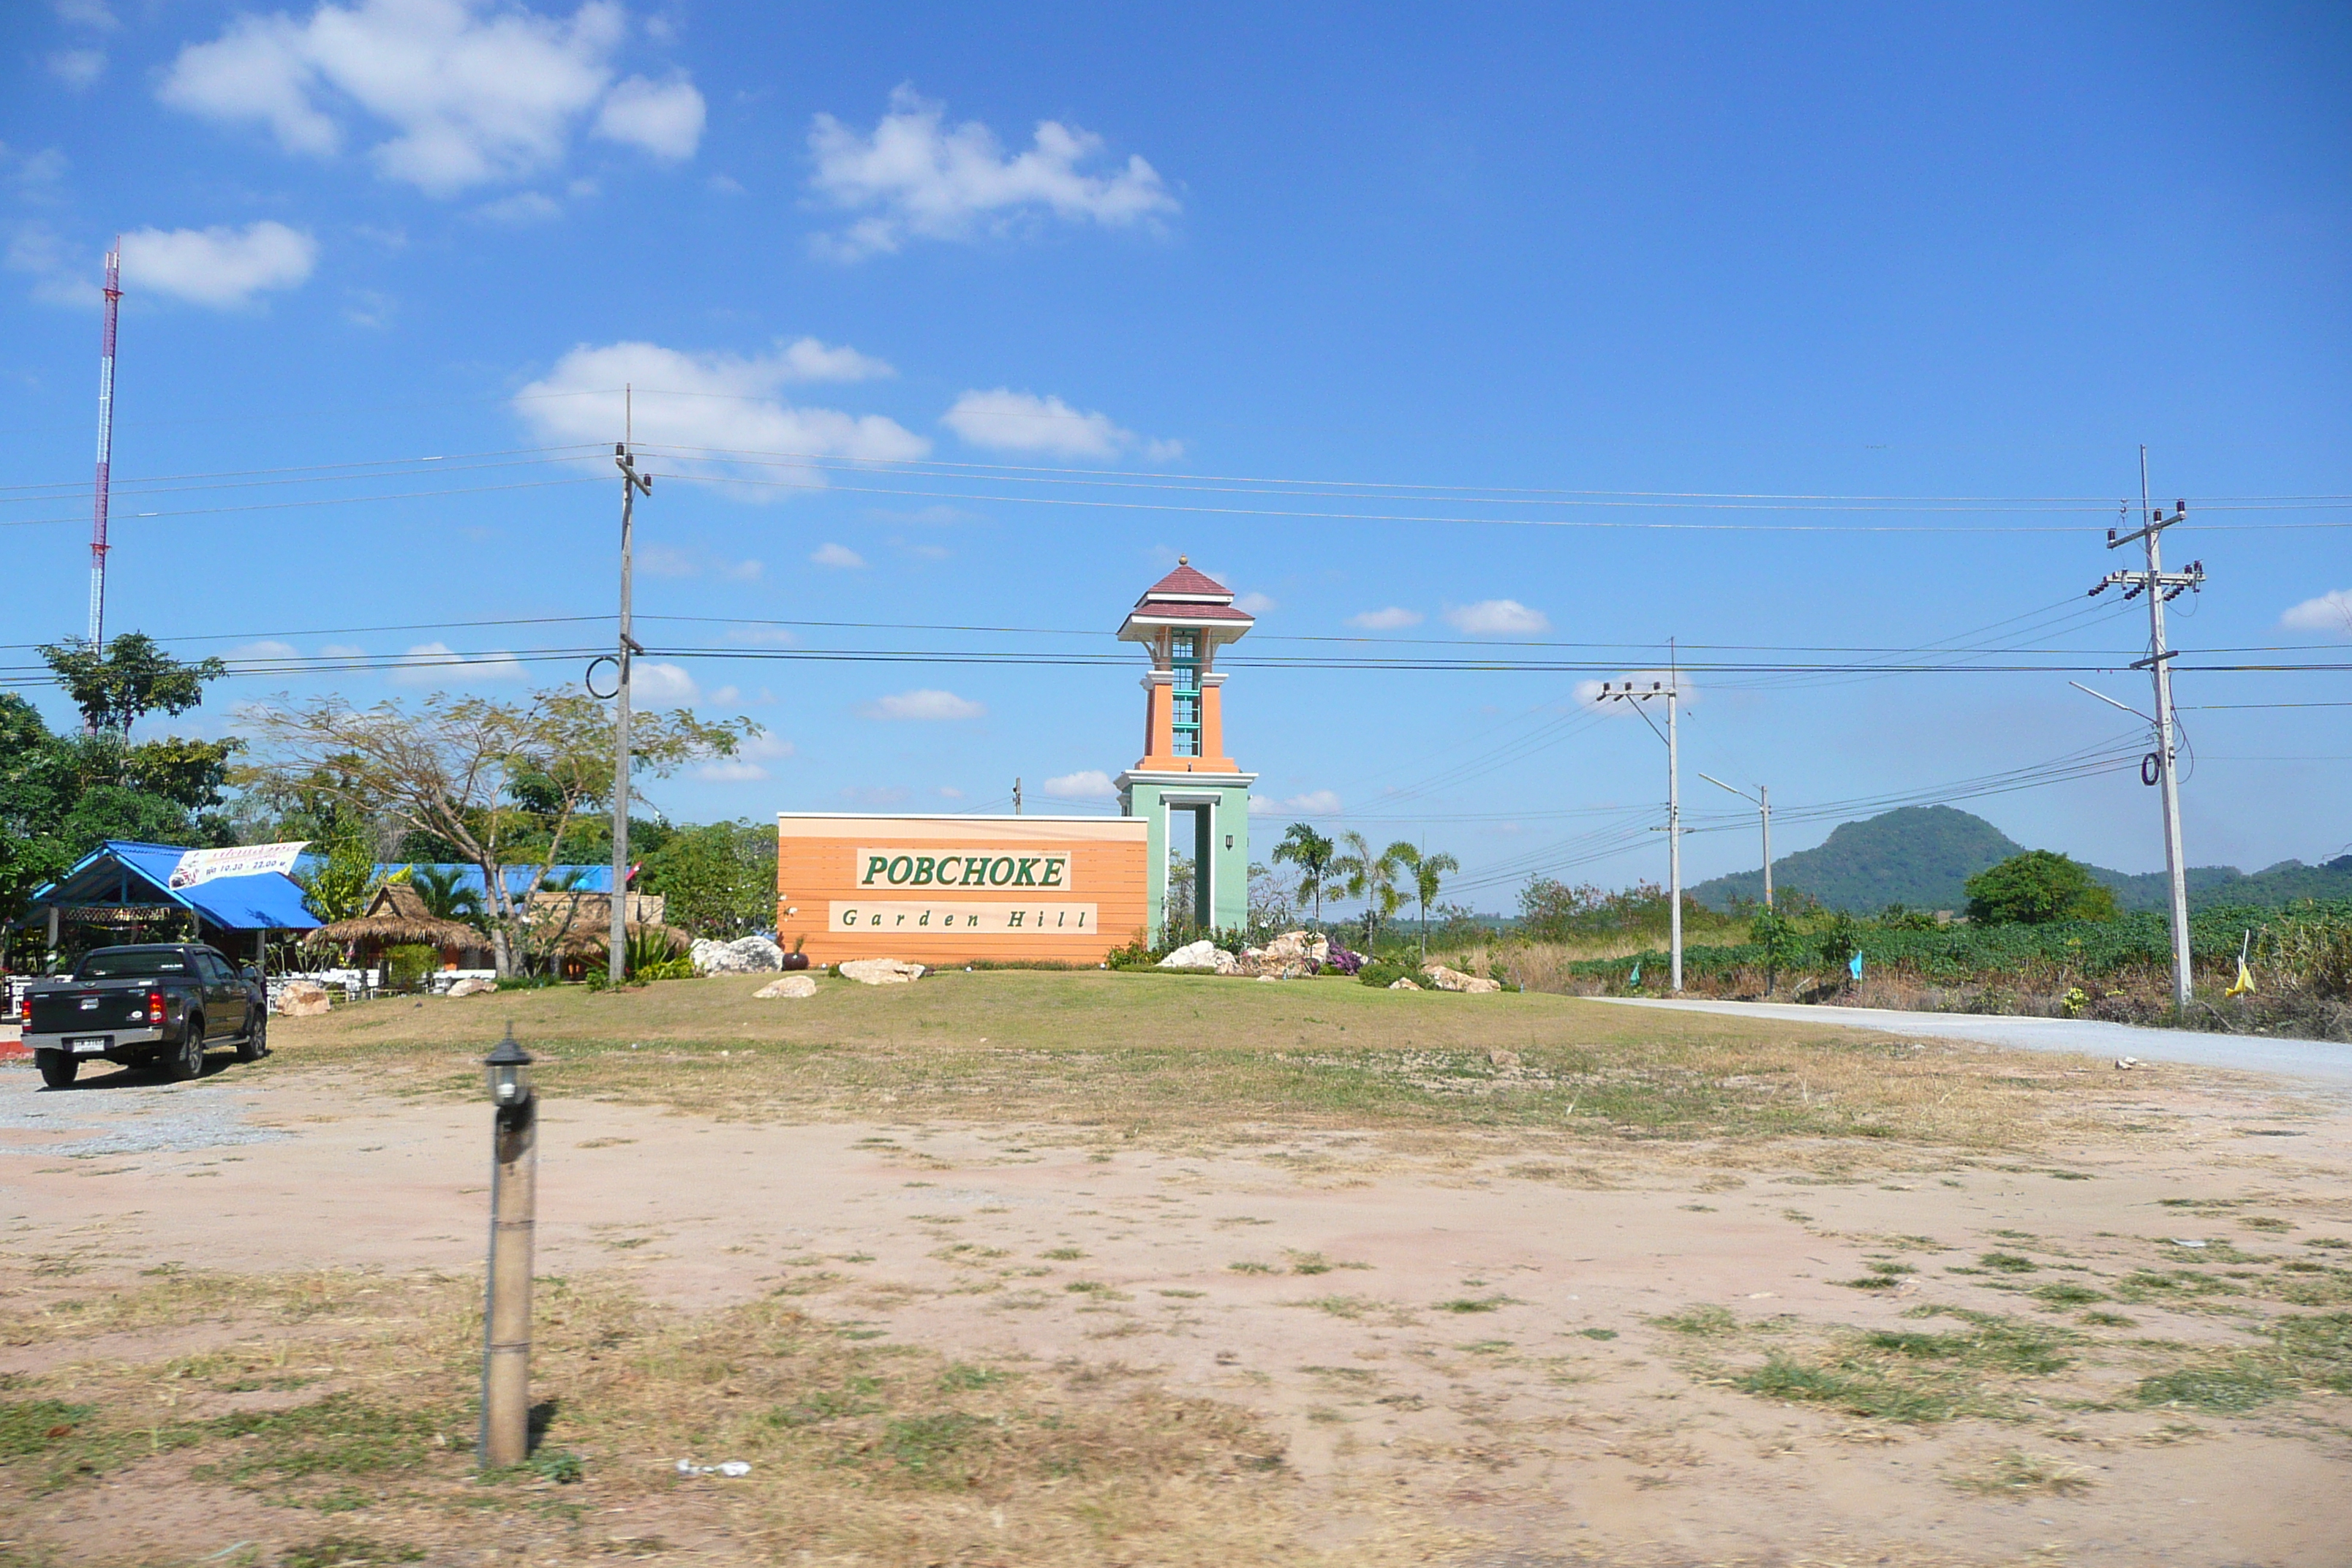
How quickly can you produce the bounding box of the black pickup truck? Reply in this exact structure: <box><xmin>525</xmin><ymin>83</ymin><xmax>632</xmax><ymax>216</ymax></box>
<box><xmin>22</xmin><ymin>943</ymin><xmax>268</xmax><ymax>1089</ymax></box>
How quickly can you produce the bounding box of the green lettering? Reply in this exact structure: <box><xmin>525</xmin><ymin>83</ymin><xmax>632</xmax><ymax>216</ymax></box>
<box><xmin>1006</xmin><ymin>910</ymin><xmax>1025</xmax><ymax>927</ymax></box>
<box><xmin>988</xmin><ymin>857</ymin><xmax>1015</xmax><ymax>886</ymax></box>
<box><xmin>888</xmin><ymin>856</ymin><xmax>914</xmax><ymax>884</ymax></box>
<box><xmin>1014</xmin><ymin>857</ymin><xmax>1041</xmax><ymax>886</ymax></box>
<box><xmin>912</xmin><ymin>856</ymin><xmax>937</xmax><ymax>886</ymax></box>
<box><xmin>1040</xmin><ymin>857</ymin><xmax>1066</xmax><ymax>888</ymax></box>
<box><xmin>863</xmin><ymin>857</ymin><xmax>888</xmax><ymax>885</ymax></box>
<box><xmin>935</xmin><ymin>856</ymin><xmax>961</xmax><ymax>885</ymax></box>
<box><xmin>840</xmin><ymin>908</ymin><xmax>857</xmax><ymax>925</ymax></box>
<box><xmin>961</xmin><ymin>856</ymin><xmax>990</xmax><ymax>886</ymax></box>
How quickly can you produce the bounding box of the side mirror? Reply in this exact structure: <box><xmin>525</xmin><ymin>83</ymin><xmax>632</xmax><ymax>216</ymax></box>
<box><xmin>242</xmin><ymin>965</ymin><xmax>263</xmax><ymax>983</ymax></box>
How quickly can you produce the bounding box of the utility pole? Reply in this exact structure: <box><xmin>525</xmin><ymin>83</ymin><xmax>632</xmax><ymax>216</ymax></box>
<box><xmin>610</xmin><ymin>388</ymin><xmax>652</xmax><ymax>984</ymax></box>
<box><xmin>88</xmin><ymin>240</ymin><xmax>121</xmax><ymax>663</ymax></box>
<box><xmin>1013</xmin><ymin>777</ymin><xmax>1022</xmax><ymax>815</ymax></box>
<box><xmin>2088</xmin><ymin>445</ymin><xmax>2204</xmax><ymax>1013</ymax></box>
<box><xmin>1601</xmin><ymin>644</ymin><xmax>1684</xmax><ymax>992</ymax></box>
<box><xmin>1698</xmin><ymin>774</ymin><xmax>1772</xmax><ymax>908</ymax></box>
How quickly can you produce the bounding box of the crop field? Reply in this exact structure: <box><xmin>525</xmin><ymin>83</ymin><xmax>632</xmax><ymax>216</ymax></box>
<box><xmin>1</xmin><ymin>970</ymin><xmax>2348</xmax><ymax>1567</ymax></box>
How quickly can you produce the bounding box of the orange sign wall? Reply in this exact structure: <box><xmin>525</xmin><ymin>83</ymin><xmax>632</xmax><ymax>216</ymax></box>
<box><xmin>776</xmin><ymin>814</ymin><xmax>1150</xmax><ymax>966</ymax></box>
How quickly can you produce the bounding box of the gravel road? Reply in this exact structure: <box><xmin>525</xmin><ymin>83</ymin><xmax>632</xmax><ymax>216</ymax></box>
<box><xmin>1583</xmin><ymin>995</ymin><xmax>2352</xmax><ymax>1082</ymax></box>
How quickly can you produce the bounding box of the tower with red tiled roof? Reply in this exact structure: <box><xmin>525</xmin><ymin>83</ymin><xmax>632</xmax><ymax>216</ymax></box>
<box><xmin>1115</xmin><ymin>558</ymin><xmax>1256</xmax><ymax>938</ymax></box>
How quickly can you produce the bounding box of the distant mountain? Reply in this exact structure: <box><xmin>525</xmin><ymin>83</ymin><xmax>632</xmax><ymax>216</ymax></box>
<box><xmin>1691</xmin><ymin>806</ymin><xmax>2023</xmax><ymax>913</ymax></box>
<box><xmin>1690</xmin><ymin>805</ymin><xmax>2352</xmax><ymax>915</ymax></box>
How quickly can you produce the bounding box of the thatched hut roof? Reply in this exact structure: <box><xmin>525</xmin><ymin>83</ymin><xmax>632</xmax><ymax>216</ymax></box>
<box><xmin>304</xmin><ymin>882</ymin><xmax>485</xmax><ymax>949</ymax></box>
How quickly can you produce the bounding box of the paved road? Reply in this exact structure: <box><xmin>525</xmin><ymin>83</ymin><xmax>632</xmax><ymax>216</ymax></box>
<box><xmin>1583</xmin><ymin>995</ymin><xmax>2352</xmax><ymax>1083</ymax></box>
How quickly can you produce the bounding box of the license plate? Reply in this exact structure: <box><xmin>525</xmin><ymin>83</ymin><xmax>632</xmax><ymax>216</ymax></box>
<box><xmin>64</xmin><ymin>1037</ymin><xmax>109</xmax><ymax>1053</ymax></box>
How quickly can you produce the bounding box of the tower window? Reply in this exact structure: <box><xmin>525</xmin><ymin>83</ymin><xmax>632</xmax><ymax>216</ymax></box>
<box><xmin>1169</xmin><ymin>631</ymin><xmax>1200</xmax><ymax>755</ymax></box>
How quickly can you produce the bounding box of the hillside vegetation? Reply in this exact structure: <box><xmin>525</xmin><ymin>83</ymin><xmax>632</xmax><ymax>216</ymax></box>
<box><xmin>1691</xmin><ymin>804</ymin><xmax>2352</xmax><ymax>916</ymax></box>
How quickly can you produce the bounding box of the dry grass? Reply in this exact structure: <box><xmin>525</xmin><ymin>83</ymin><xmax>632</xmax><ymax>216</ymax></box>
<box><xmin>257</xmin><ymin>970</ymin><xmax>2166</xmax><ymax>1158</ymax></box>
<box><xmin>0</xmin><ymin>1266</ymin><xmax>1413</xmax><ymax>1567</ymax></box>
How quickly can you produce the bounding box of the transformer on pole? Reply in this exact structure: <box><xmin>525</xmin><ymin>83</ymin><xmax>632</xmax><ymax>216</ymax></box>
<box><xmin>89</xmin><ymin>239</ymin><xmax>121</xmax><ymax>655</ymax></box>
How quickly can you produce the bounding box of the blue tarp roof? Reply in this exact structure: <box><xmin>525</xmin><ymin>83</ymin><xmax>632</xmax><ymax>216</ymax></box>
<box><xmin>375</xmin><ymin>863</ymin><xmax>616</xmax><ymax>894</ymax></box>
<box><xmin>29</xmin><ymin>840</ymin><xmax>321</xmax><ymax>932</ymax></box>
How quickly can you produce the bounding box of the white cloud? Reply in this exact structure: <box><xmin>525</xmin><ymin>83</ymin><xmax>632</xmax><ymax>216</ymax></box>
<box><xmin>594</xmin><ymin>73</ymin><xmax>704</xmax><ymax>159</ymax></box>
<box><xmin>223</xmin><ymin>640</ymin><xmax>301</xmax><ymax>663</ymax></box>
<box><xmin>2280</xmin><ymin>588</ymin><xmax>2352</xmax><ymax>638</ymax></box>
<box><xmin>936</xmin><ymin>785</ymin><xmax>962</xmax><ymax>799</ymax></box>
<box><xmin>638</xmin><ymin>543</ymin><xmax>761</xmax><ymax>579</ymax></box>
<box><xmin>807</xmin><ymin>86</ymin><xmax>1178</xmax><ymax>260</ymax></box>
<box><xmin>1444</xmin><ymin>599</ymin><xmax>1550</xmax><ymax>637</ymax></box>
<box><xmin>942</xmin><ymin>388</ymin><xmax>1176</xmax><ymax>461</ymax></box>
<box><xmin>696</xmin><ymin>730</ymin><xmax>792</xmax><ymax>781</ymax></box>
<box><xmin>1250</xmin><ymin>788</ymin><xmax>1342</xmax><ymax>817</ymax></box>
<box><xmin>862</xmin><ymin>688</ymin><xmax>984</xmax><ymax>721</ymax></box>
<box><xmin>1041</xmin><ymin>769</ymin><xmax>1116</xmax><ymax>801</ymax></box>
<box><xmin>117</xmin><ymin>222</ymin><xmax>317</xmax><ymax>309</ymax></box>
<box><xmin>159</xmin><ymin>0</ymin><xmax>704</xmax><ymax>197</ymax></box>
<box><xmin>1574</xmin><ymin>670</ymin><xmax>1700</xmax><ymax>715</ymax></box>
<box><xmin>388</xmin><ymin>641</ymin><xmax>527</xmax><ymax>684</ymax></box>
<box><xmin>810</xmin><ymin>542</ymin><xmax>866</xmax><ymax>568</ymax></box>
<box><xmin>630</xmin><ymin>660</ymin><xmax>698</xmax><ymax>703</ymax></box>
<box><xmin>1235</xmin><ymin>592</ymin><xmax>1276</xmax><ymax>616</ymax></box>
<box><xmin>48</xmin><ymin>49</ymin><xmax>105</xmax><ymax>88</ymax></box>
<box><xmin>1347</xmin><ymin>606</ymin><xmax>1423</xmax><ymax>631</ymax></box>
<box><xmin>318</xmin><ymin>642</ymin><xmax>367</xmax><ymax>657</ymax></box>
<box><xmin>513</xmin><ymin>339</ymin><xmax>927</xmax><ymax>489</ymax></box>
<box><xmin>475</xmin><ymin>190</ymin><xmax>562</xmax><ymax>224</ymax></box>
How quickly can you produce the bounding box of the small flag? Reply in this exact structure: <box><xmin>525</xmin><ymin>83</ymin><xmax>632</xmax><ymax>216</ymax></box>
<box><xmin>2225</xmin><ymin>929</ymin><xmax>2255</xmax><ymax>998</ymax></box>
<box><xmin>1850</xmin><ymin>951</ymin><xmax>1865</xmax><ymax>981</ymax></box>
<box><xmin>1629</xmin><ymin>962</ymin><xmax>1642</xmax><ymax>988</ymax></box>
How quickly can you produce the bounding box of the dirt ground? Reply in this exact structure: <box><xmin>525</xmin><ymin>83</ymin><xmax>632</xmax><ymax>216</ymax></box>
<box><xmin>2</xmin><ymin>976</ymin><xmax>2348</xmax><ymax>1567</ymax></box>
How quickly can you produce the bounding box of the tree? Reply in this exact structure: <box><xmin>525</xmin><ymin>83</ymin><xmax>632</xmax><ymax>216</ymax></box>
<box><xmin>407</xmin><ymin>864</ymin><xmax>486</xmax><ymax>926</ymax></box>
<box><xmin>36</xmin><ymin>633</ymin><xmax>226</xmax><ymax>734</ymax></box>
<box><xmin>1392</xmin><ymin>843</ymin><xmax>1460</xmax><ymax>960</ymax></box>
<box><xmin>296</xmin><ymin>829</ymin><xmax>382</xmax><ymax>924</ymax></box>
<box><xmin>1749</xmin><ymin>905</ymin><xmax>1808</xmax><ymax>995</ymax></box>
<box><xmin>1330</xmin><ymin>834</ymin><xmax>1409</xmax><ymax>949</ymax></box>
<box><xmin>1270</xmin><ymin>823</ymin><xmax>1335</xmax><ymax>927</ymax></box>
<box><xmin>640</xmin><ymin>820</ymin><xmax>777</xmax><ymax>940</ymax></box>
<box><xmin>1963</xmin><ymin>851</ymin><xmax>2119</xmax><ymax>926</ymax></box>
<box><xmin>240</xmin><ymin>688</ymin><xmax>750</xmax><ymax>976</ymax></box>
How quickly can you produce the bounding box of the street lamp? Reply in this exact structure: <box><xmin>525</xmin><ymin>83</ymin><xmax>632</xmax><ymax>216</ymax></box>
<box><xmin>1697</xmin><ymin>774</ymin><xmax>1772</xmax><ymax>910</ymax></box>
<box><xmin>480</xmin><ymin>1025</ymin><xmax>538</xmax><ymax>1469</ymax></box>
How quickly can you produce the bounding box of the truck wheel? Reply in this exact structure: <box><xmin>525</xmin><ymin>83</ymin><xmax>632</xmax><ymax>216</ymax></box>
<box><xmin>162</xmin><ymin>1021</ymin><xmax>206</xmax><ymax>1083</ymax></box>
<box><xmin>35</xmin><ymin>1051</ymin><xmax>78</xmax><ymax>1090</ymax></box>
<box><xmin>235</xmin><ymin>1011</ymin><xmax>267</xmax><ymax>1063</ymax></box>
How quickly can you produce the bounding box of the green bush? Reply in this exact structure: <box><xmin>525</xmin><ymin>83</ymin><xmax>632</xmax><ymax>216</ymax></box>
<box><xmin>384</xmin><ymin>943</ymin><xmax>437</xmax><ymax>990</ymax></box>
<box><xmin>1964</xmin><ymin>851</ymin><xmax>2119</xmax><ymax>926</ymax></box>
<box><xmin>1358</xmin><ymin>958</ymin><xmax>1417</xmax><ymax>989</ymax></box>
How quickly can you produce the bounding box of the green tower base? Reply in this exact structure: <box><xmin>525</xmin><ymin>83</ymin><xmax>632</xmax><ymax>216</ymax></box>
<box><xmin>1117</xmin><ymin>769</ymin><xmax>1254</xmax><ymax>942</ymax></box>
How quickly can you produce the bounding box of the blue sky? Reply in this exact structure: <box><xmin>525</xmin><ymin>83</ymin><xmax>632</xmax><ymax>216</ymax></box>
<box><xmin>6</xmin><ymin>1</ymin><xmax>2348</xmax><ymax>908</ymax></box>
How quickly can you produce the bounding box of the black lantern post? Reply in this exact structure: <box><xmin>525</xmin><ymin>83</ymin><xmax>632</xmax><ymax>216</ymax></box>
<box><xmin>480</xmin><ymin>1026</ymin><xmax>537</xmax><ymax>1468</ymax></box>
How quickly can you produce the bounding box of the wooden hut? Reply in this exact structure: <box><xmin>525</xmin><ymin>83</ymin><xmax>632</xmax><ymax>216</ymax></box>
<box><xmin>305</xmin><ymin>883</ymin><xmax>490</xmax><ymax>972</ymax></box>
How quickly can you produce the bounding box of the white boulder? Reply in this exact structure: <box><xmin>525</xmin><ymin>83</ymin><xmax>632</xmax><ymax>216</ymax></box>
<box><xmin>1422</xmin><ymin>964</ymin><xmax>1502</xmax><ymax>994</ymax></box>
<box><xmin>839</xmin><ymin>958</ymin><xmax>924</xmax><ymax>986</ymax></box>
<box><xmin>755</xmin><ymin>974</ymin><xmax>819</xmax><ymax>999</ymax></box>
<box><xmin>1158</xmin><ymin>939</ymin><xmax>1240</xmax><ymax>973</ymax></box>
<box><xmin>1387</xmin><ymin>976</ymin><xmax>1422</xmax><ymax>991</ymax></box>
<box><xmin>445</xmin><ymin>977</ymin><xmax>497</xmax><ymax>998</ymax></box>
<box><xmin>692</xmin><ymin>936</ymin><xmax>785</xmax><ymax>975</ymax></box>
<box><xmin>274</xmin><ymin>980</ymin><xmax>331</xmax><ymax>1017</ymax></box>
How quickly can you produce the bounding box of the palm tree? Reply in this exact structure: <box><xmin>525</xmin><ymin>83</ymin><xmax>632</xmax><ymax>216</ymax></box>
<box><xmin>1270</xmin><ymin>822</ymin><xmax>1336</xmax><ymax>928</ymax></box>
<box><xmin>1330</xmin><ymin>830</ymin><xmax>1373</xmax><ymax>943</ymax></box>
<box><xmin>409</xmin><ymin>864</ymin><xmax>486</xmax><ymax>927</ymax></box>
<box><xmin>1390</xmin><ymin>843</ymin><xmax>1460</xmax><ymax>961</ymax></box>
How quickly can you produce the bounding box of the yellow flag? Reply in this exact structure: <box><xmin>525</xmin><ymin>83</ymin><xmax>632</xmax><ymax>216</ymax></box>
<box><xmin>2225</xmin><ymin>959</ymin><xmax>2255</xmax><ymax>998</ymax></box>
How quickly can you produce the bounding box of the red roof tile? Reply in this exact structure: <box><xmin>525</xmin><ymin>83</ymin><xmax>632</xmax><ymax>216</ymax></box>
<box><xmin>1125</xmin><ymin>600</ymin><xmax>1255</xmax><ymax>621</ymax></box>
<box><xmin>1137</xmin><ymin>562</ymin><xmax>1232</xmax><ymax>602</ymax></box>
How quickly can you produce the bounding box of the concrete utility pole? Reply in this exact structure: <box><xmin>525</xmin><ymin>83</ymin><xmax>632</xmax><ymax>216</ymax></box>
<box><xmin>1602</xmin><ymin>647</ymin><xmax>1685</xmax><ymax>993</ymax></box>
<box><xmin>610</xmin><ymin>391</ymin><xmax>652</xmax><ymax>984</ymax></box>
<box><xmin>1013</xmin><ymin>777</ymin><xmax>1022</xmax><ymax>815</ymax></box>
<box><xmin>2089</xmin><ymin>446</ymin><xmax>2204</xmax><ymax>1013</ymax></box>
<box><xmin>1698</xmin><ymin>774</ymin><xmax>1772</xmax><ymax>908</ymax></box>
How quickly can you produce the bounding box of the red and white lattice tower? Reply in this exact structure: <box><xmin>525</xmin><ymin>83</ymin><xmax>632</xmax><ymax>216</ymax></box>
<box><xmin>88</xmin><ymin>238</ymin><xmax>121</xmax><ymax>649</ymax></box>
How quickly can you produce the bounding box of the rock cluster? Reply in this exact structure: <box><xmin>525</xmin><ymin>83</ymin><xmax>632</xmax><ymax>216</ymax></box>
<box><xmin>445</xmin><ymin>977</ymin><xmax>497</xmax><ymax>998</ymax></box>
<box><xmin>839</xmin><ymin>958</ymin><xmax>925</xmax><ymax>986</ymax></box>
<box><xmin>1157</xmin><ymin>939</ymin><xmax>1240</xmax><ymax>974</ymax></box>
<box><xmin>691</xmin><ymin>936</ymin><xmax>785</xmax><ymax>975</ymax></box>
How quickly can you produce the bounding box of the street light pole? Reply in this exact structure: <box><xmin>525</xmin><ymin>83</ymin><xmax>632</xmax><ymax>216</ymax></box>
<box><xmin>480</xmin><ymin>1028</ymin><xmax>538</xmax><ymax>1469</ymax></box>
<box><xmin>1698</xmin><ymin>773</ymin><xmax>1774</xmax><ymax>910</ymax></box>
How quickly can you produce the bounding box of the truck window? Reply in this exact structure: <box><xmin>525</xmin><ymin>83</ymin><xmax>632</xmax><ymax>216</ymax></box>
<box><xmin>77</xmin><ymin>950</ymin><xmax>191</xmax><ymax>979</ymax></box>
